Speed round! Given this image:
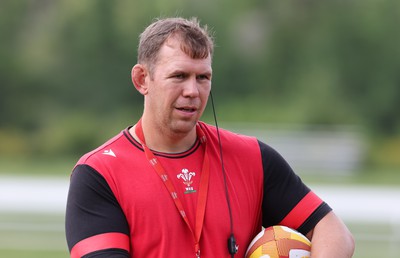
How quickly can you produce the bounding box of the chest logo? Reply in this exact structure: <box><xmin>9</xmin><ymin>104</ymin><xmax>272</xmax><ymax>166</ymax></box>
<box><xmin>177</xmin><ymin>168</ymin><xmax>197</xmax><ymax>194</ymax></box>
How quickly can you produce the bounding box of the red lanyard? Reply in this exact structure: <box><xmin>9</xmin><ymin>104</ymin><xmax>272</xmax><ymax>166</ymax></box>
<box><xmin>135</xmin><ymin>119</ymin><xmax>210</xmax><ymax>258</ymax></box>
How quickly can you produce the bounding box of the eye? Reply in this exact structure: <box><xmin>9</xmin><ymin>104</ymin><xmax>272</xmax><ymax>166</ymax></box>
<box><xmin>197</xmin><ymin>74</ymin><xmax>211</xmax><ymax>81</ymax></box>
<box><xmin>170</xmin><ymin>72</ymin><xmax>187</xmax><ymax>80</ymax></box>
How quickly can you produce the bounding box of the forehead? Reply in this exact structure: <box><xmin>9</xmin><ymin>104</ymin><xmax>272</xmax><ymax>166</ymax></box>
<box><xmin>155</xmin><ymin>37</ymin><xmax>212</xmax><ymax>73</ymax></box>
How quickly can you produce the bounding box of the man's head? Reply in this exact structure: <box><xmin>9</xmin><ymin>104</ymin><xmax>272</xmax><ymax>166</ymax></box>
<box><xmin>137</xmin><ymin>17</ymin><xmax>214</xmax><ymax>77</ymax></box>
<box><xmin>131</xmin><ymin>17</ymin><xmax>213</xmax><ymax>146</ymax></box>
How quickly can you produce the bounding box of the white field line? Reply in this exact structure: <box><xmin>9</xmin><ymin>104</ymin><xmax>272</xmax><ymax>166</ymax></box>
<box><xmin>311</xmin><ymin>185</ymin><xmax>400</xmax><ymax>224</ymax></box>
<box><xmin>1</xmin><ymin>176</ymin><xmax>400</xmax><ymax>223</ymax></box>
<box><xmin>0</xmin><ymin>176</ymin><xmax>69</xmax><ymax>214</ymax></box>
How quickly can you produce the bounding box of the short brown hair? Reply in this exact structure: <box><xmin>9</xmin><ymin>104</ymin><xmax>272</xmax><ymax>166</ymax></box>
<box><xmin>138</xmin><ymin>17</ymin><xmax>214</xmax><ymax>74</ymax></box>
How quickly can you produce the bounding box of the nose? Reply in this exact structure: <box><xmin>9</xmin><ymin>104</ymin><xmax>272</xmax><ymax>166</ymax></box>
<box><xmin>182</xmin><ymin>77</ymin><xmax>199</xmax><ymax>98</ymax></box>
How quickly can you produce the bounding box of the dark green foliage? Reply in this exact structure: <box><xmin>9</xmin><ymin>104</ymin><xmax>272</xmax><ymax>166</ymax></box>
<box><xmin>1</xmin><ymin>0</ymin><xmax>399</xmax><ymax>161</ymax></box>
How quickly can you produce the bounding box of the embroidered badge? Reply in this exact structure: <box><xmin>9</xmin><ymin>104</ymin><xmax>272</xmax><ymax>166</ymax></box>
<box><xmin>177</xmin><ymin>168</ymin><xmax>197</xmax><ymax>194</ymax></box>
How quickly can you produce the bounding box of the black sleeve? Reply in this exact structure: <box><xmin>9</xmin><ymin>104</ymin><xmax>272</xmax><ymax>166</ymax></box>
<box><xmin>65</xmin><ymin>164</ymin><xmax>130</xmax><ymax>257</ymax></box>
<box><xmin>259</xmin><ymin>141</ymin><xmax>332</xmax><ymax>235</ymax></box>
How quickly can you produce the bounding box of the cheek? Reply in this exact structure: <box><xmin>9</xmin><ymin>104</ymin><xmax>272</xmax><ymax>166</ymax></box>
<box><xmin>146</xmin><ymin>89</ymin><xmax>165</xmax><ymax>112</ymax></box>
<box><xmin>150</xmin><ymin>88</ymin><xmax>178</xmax><ymax>109</ymax></box>
<box><xmin>200</xmin><ymin>86</ymin><xmax>211</xmax><ymax>101</ymax></box>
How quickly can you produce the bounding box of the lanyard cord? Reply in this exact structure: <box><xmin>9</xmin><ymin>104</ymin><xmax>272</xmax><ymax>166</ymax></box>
<box><xmin>135</xmin><ymin>120</ymin><xmax>210</xmax><ymax>257</ymax></box>
<box><xmin>210</xmin><ymin>92</ymin><xmax>238</xmax><ymax>257</ymax></box>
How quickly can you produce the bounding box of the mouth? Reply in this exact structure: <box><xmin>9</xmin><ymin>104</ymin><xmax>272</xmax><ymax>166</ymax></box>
<box><xmin>176</xmin><ymin>104</ymin><xmax>198</xmax><ymax>113</ymax></box>
<box><xmin>177</xmin><ymin>107</ymin><xmax>196</xmax><ymax>113</ymax></box>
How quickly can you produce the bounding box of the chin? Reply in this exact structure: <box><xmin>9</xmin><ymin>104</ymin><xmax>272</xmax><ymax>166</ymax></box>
<box><xmin>170</xmin><ymin>120</ymin><xmax>198</xmax><ymax>134</ymax></box>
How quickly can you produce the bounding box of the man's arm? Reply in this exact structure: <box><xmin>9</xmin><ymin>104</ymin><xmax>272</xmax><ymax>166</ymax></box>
<box><xmin>259</xmin><ymin>141</ymin><xmax>332</xmax><ymax>233</ymax></box>
<box><xmin>307</xmin><ymin>211</ymin><xmax>355</xmax><ymax>257</ymax></box>
<box><xmin>66</xmin><ymin>164</ymin><xmax>130</xmax><ymax>257</ymax></box>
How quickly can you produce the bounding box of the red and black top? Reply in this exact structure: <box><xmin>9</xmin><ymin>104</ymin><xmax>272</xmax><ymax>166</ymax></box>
<box><xmin>65</xmin><ymin>122</ymin><xmax>331</xmax><ymax>257</ymax></box>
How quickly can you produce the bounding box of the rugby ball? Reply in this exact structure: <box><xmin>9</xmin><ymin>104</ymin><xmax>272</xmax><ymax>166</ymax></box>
<box><xmin>245</xmin><ymin>225</ymin><xmax>311</xmax><ymax>258</ymax></box>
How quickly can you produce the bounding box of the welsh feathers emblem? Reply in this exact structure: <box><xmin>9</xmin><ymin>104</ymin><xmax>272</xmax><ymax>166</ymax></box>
<box><xmin>177</xmin><ymin>168</ymin><xmax>196</xmax><ymax>194</ymax></box>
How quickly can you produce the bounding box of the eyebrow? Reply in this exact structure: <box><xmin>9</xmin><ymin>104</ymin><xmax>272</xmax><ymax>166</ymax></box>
<box><xmin>168</xmin><ymin>68</ymin><xmax>212</xmax><ymax>76</ymax></box>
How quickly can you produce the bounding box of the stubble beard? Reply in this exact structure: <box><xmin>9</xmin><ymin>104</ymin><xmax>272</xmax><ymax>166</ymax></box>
<box><xmin>165</xmin><ymin>115</ymin><xmax>199</xmax><ymax>137</ymax></box>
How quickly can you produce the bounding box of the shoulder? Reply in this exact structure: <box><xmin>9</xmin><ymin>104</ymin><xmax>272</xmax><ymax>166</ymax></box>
<box><xmin>72</xmin><ymin>128</ymin><xmax>144</xmax><ymax>183</ymax></box>
<box><xmin>75</xmin><ymin>128</ymin><xmax>140</xmax><ymax>167</ymax></box>
<box><xmin>198</xmin><ymin>122</ymin><xmax>263</xmax><ymax>170</ymax></box>
<box><xmin>198</xmin><ymin>121</ymin><xmax>259</xmax><ymax>147</ymax></box>
<box><xmin>77</xmin><ymin>130</ymin><xmax>124</xmax><ymax>164</ymax></box>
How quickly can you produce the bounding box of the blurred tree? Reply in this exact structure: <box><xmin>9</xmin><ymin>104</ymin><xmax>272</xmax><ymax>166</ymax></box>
<box><xmin>1</xmin><ymin>0</ymin><xmax>399</xmax><ymax>159</ymax></box>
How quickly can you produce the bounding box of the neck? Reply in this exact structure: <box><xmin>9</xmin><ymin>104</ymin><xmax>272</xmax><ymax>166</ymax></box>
<box><xmin>131</xmin><ymin>119</ymin><xmax>198</xmax><ymax>153</ymax></box>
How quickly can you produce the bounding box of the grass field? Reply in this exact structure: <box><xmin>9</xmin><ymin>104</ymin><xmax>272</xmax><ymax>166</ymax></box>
<box><xmin>0</xmin><ymin>213</ymin><xmax>68</xmax><ymax>258</ymax></box>
<box><xmin>0</xmin><ymin>212</ymin><xmax>399</xmax><ymax>258</ymax></box>
<box><xmin>1</xmin><ymin>158</ymin><xmax>399</xmax><ymax>257</ymax></box>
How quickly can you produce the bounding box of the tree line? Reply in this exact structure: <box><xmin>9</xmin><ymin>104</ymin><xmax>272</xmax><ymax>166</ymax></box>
<box><xmin>1</xmin><ymin>0</ymin><xmax>399</xmax><ymax>166</ymax></box>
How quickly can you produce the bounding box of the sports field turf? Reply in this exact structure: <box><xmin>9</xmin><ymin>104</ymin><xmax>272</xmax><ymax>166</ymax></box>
<box><xmin>0</xmin><ymin>158</ymin><xmax>398</xmax><ymax>257</ymax></box>
<box><xmin>0</xmin><ymin>213</ymin><xmax>398</xmax><ymax>258</ymax></box>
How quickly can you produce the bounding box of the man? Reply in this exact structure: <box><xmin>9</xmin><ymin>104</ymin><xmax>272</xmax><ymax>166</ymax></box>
<box><xmin>65</xmin><ymin>17</ymin><xmax>355</xmax><ymax>257</ymax></box>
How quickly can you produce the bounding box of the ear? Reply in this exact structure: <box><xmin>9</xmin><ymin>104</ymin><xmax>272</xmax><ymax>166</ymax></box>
<box><xmin>131</xmin><ymin>64</ymin><xmax>149</xmax><ymax>95</ymax></box>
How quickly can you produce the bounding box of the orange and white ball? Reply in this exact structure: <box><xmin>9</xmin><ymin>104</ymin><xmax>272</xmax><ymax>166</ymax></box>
<box><xmin>245</xmin><ymin>225</ymin><xmax>311</xmax><ymax>258</ymax></box>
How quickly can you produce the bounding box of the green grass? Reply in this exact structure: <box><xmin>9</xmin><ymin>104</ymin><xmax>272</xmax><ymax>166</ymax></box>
<box><xmin>0</xmin><ymin>213</ymin><xmax>68</xmax><ymax>258</ymax></box>
<box><xmin>347</xmin><ymin>222</ymin><xmax>400</xmax><ymax>258</ymax></box>
<box><xmin>0</xmin><ymin>250</ymin><xmax>68</xmax><ymax>258</ymax></box>
<box><xmin>0</xmin><ymin>157</ymin><xmax>76</xmax><ymax>177</ymax></box>
<box><xmin>0</xmin><ymin>158</ymin><xmax>398</xmax><ymax>257</ymax></box>
<box><xmin>1</xmin><ymin>213</ymin><xmax>399</xmax><ymax>258</ymax></box>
